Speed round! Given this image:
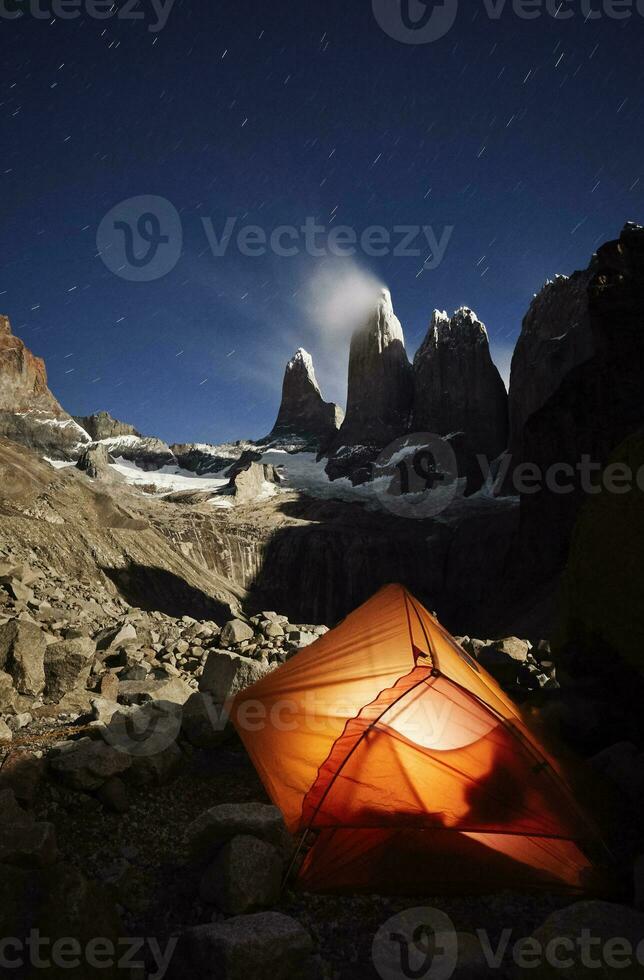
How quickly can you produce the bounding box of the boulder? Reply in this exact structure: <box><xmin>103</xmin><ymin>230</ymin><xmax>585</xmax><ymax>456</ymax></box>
<box><xmin>99</xmin><ymin>700</ymin><xmax>183</xmax><ymax>760</ymax></box>
<box><xmin>0</xmin><ymin>748</ymin><xmax>45</xmax><ymax>804</ymax></box>
<box><xmin>199</xmin><ymin>650</ymin><xmax>270</xmax><ymax>701</ymax></box>
<box><xmin>227</xmin><ymin>462</ymin><xmax>281</xmax><ymax>505</ymax></box>
<box><xmin>116</xmin><ymin>674</ymin><xmax>192</xmax><ymax>706</ymax></box>
<box><xmin>488</xmin><ymin>637</ymin><xmax>531</xmax><ymax>662</ymax></box>
<box><xmin>95</xmin><ymin>621</ymin><xmax>137</xmax><ymax>651</ymax></box>
<box><xmin>268</xmin><ymin>348</ymin><xmax>343</xmax><ymax>447</ymax></box>
<box><xmin>511</xmin><ymin>901</ymin><xmax>644</xmax><ymax>979</ymax></box>
<box><xmin>76</xmin><ymin>443</ymin><xmax>122</xmax><ymax>482</ymax></box>
<box><xmin>0</xmin><ymin>861</ymin><xmax>123</xmax><ymax>980</ymax></box>
<box><xmin>43</xmin><ymin>637</ymin><xmax>96</xmax><ymax>701</ymax></box>
<box><xmin>0</xmin><ymin>620</ymin><xmax>46</xmax><ymax>697</ymax></box>
<box><xmin>181</xmin><ymin>691</ymin><xmax>233</xmax><ymax>749</ymax></box>
<box><xmin>170</xmin><ymin>911</ymin><xmax>316</xmax><ymax>980</ymax></box>
<box><xmin>0</xmin><ymin>670</ymin><xmax>16</xmax><ymax>711</ymax></box>
<box><xmin>220</xmin><ymin>619</ymin><xmax>255</xmax><ymax>645</ymax></box>
<box><xmin>186</xmin><ymin>803</ymin><xmax>289</xmax><ymax>864</ymax></box>
<box><xmin>199</xmin><ymin>834</ymin><xmax>283</xmax><ymax>913</ymax></box>
<box><xmin>0</xmin><ymin>788</ymin><xmax>58</xmax><ymax>868</ymax></box>
<box><xmin>0</xmin><ymin>718</ymin><xmax>12</xmax><ymax>744</ymax></box>
<box><xmin>48</xmin><ymin>737</ymin><xmax>132</xmax><ymax>791</ymax></box>
<box><xmin>124</xmin><ymin>741</ymin><xmax>182</xmax><ymax>787</ymax></box>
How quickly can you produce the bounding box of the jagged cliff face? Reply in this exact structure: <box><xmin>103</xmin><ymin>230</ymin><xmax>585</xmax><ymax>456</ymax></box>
<box><xmin>0</xmin><ymin>315</ymin><xmax>65</xmax><ymax>416</ymax></box>
<box><xmin>511</xmin><ymin>222</ymin><xmax>644</xmax><ymax>585</ymax></box>
<box><xmin>413</xmin><ymin>307</ymin><xmax>508</xmax><ymax>463</ymax></box>
<box><xmin>74</xmin><ymin>411</ymin><xmax>141</xmax><ymax>442</ymax></box>
<box><xmin>269</xmin><ymin>348</ymin><xmax>343</xmax><ymax>446</ymax></box>
<box><xmin>0</xmin><ymin>315</ymin><xmax>89</xmax><ymax>458</ymax></box>
<box><xmin>508</xmin><ymin>268</ymin><xmax>595</xmax><ymax>461</ymax></box>
<box><xmin>327</xmin><ymin>289</ymin><xmax>413</xmax><ymax>468</ymax></box>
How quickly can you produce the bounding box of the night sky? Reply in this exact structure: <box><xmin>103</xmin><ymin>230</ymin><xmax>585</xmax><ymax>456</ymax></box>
<box><xmin>1</xmin><ymin>1</ymin><xmax>642</xmax><ymax>445</ymax></box>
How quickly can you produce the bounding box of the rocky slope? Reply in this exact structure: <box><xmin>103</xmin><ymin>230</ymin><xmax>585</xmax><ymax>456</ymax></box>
<box><xmin>413</xmin><ymin>307</ymin><xmax>508</xmax><ymax>490</ymax></box>
<box><xmin>0</xmin><ymin>315</ymin><xmax>90</xmax><ymax>458</ymax></box>
<box><xmin>267</xmin><ymin>348</ymin><xmax>343</xmax><ymax>448</ymax></box>
<box><xmin>326</xmin><ymin>288</ymin><xmax>413</xmax><ymax>481</ymax></box>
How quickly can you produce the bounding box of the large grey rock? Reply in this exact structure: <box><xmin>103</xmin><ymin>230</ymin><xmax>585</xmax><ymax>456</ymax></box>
<box><xmin>227</xmin><ymin>462</ymin><xmax>282</xmax><ymax>505</ymax></box>
<box><xmin>0</xmin><ymin>669</ymin><xmax>16</xmax><ymax>711</ymax></box>
<box><xmin>0</xmin><ymin>620</ymin><xmax>46</xmax><ymax>697</ymax></box>
<box><xmin>76</xmin><ymin>442</ymin><xmax>122</xmax><ymax>482</ymax></box>
<box><xmin>181</xmin><ymin>691</ymin><xmax>232</xmax><ymax>749</ymax></box>
<box><xmin>171</xmin><ymin>911</ymin><xmax>315</xmax><ymax>980</ymax></box>
<box><xmin>186</xmin><ymin>803</ymin><xmax>289</xmax><ymax>864</ymax></box>
<box><xmin>268</xmin><ymin>348</ymin><xmax>343</xmax><ymax>447</ymax></box>
<box><xmin>0</xmin><ymin>789</ymin><xmax>57</xmax><ymax>868</ymax></box>
<box><xmin>48</xmin><ymin>737</ymin><xmax>132</xmax><ymax>791</ymax></box>
<box><xmin>199</xmin><ymin>834</ymin><xmax>283</xmax><ymax>913</ymax></box>
<box><xmin>43</xmin><ymin>637</ymin><xmax>96</xmax><ymax>701</ymax></box>
<box><xmin>413</xmin><ymin>307</ymin><xmax>508</xmax><ymax>475</ymax></box>
<box><xmin>95</xmin><ymin>621</ymin><xmax>137</xmax><ymax>651</ymax></box>
<box><xmin>220</xmin><ymin>619</ymin><xmax>255</xmax><ymax>645</ymax></box>
<box><xmin>199</xmin><ymin>650</ymin><xmax>269</xmax><ymax>701</ymax></box>
<box><xmin>327</xmin><ymin>288</ymin><xmax>413</xmax><ymax>471</ymax></box>
<box><xmin>99</xmin><ymin>699</ymin><xmax>183</xmax><ymax>760</ymax></box>
<box><xmin>511</xmin><ymin>902</ymin><xmax>644</xmax><ymax>979</ymax></box>
<box><xmin>116</xmin><ymin>673</ymin><xmax>192</xmax><ymax>706</ymax></box>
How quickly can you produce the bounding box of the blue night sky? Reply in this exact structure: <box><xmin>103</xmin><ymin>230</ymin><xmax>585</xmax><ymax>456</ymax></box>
<box><xmin>1</xmin><ymin>0</ymin><xmax>642</xmax><ymax>445</ymax></box>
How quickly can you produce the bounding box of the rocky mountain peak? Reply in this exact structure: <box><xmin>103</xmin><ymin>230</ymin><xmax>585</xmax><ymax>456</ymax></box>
<box><xmin>413</xmin><ymin>306</ymin><xmax>508</xmax><ymax>477</ymax></box>
<box><xmin>329</xmin><ymin>288</ymin><xmax>413</xmax><ymax>456</ymax></box>
<box><xmin>74</xmin><ymin>411</ymin><xmax>141</xmax><ymax>443</ymax></box>
<box><xmin>0</xmin><ymin>314</ymin><xmax>65</xmax><ymax>417</ymax></box>
<box><xmin>268</xmin><ymin>348</ymin><xmax>343</xmax><ymax>447</ymax></box>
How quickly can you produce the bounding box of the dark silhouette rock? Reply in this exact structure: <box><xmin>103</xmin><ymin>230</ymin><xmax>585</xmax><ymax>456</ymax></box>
<box><xmin>508</xmin><ymin>267</ymin><xmax>596</xmax><ymax>462</ymax></box>
<box><xmin>269</xmin><ymin>349</ymin><xmax>343</xmax><ymax>447</ymax></box>
<box><xmin>511</xmin><ymin>222</ymin><xmax>644</xmax><ymax>586</ymax></box>
<box><xmin>413</xmin><ymin>307</ymin><xmax>508</xmax><ymax>489</ymax></box>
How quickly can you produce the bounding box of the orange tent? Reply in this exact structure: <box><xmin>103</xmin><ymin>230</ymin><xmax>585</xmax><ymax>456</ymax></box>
<box><xmin>230</xmin><ymin>584</ymin><xmax>600</xmax><ymax>894</ymax></box>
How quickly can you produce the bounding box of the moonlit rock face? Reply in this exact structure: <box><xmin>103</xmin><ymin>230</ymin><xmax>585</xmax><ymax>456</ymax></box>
<box><xmin>270</xmin><ymin>348</ymin><xmax>343</xmax><ymax>446</ymax></box>
<box><xmin>508</xmin><ymin>265</ymin><xmax>595</xmax><ymax>458</ymax></box>
<box><xmin>331</xmin><ymin>288</ymin><xmax>413</xmax><ymax>450</ymax></box>
<box><xmin>413</xmin><ymin>307</ymin><xmax>508</xmax><ymax>463</ymax></box>
<box><xmin>0</xmin><ymin>315</ymin><xmax>90</xmax><ymax>458</ymax></box>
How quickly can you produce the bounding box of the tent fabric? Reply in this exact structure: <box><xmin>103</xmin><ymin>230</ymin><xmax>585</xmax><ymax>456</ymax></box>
<box><xmin>230</xmin><ymin>583</ymin><xmax>600</xmax><ymax>894</ymax></box>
